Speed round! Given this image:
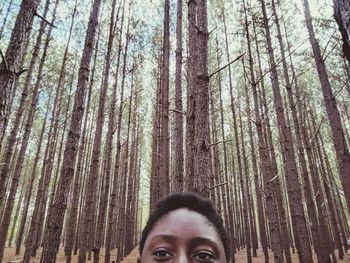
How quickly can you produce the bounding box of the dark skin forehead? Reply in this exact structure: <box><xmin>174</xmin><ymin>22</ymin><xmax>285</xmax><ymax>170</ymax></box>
<box><xmin>139</xmin><ymin>208</ymin><xmax>227</xmax><ymax>263</ymax></box>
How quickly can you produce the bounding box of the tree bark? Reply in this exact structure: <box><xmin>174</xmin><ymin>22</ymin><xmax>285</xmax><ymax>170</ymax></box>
<box><xmin>193</xmin><ymin>0</ymin><xmax>210</xmax><ymax>197</ymax></box>
<box><xmin>174</xmin><ymin>0</ymin><xmax>184</xmax><ymax>192</ymax></box>
<box><xmin>159</xmin><ymin>0</ymin><xmax>170</xmax><ymax>200</ymax></box>
<box><xmin>150</xmin><ymin>50</ymin><xmax>162</xmax><ymax>210</ymax></box>
<box><xmin>185</xmin><ymin>0</ymin><xmax>197</xmax><ymax>191</ymax></box>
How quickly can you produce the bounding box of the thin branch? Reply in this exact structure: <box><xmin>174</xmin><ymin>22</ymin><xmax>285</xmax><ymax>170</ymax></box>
<box><xmin>333</xmin><ymin>84</ymin><xmax>346</xmax><ymax>98</ymax></box>
<box><xmin>254</xmin><ymin>38</ymin><xmax>307</xmax><ymax>85</ymax></box>
<box><xmin>209</xmin><ymin>139</ymin><xmax>232</xmax><ymax>147</ymax></box>
<box><xmin>313</xmin><ymin>191</ymin><xmax>319</xmax><ymax>202</ymax></box>
<box><xmin>310</xmin><ymin>117</ymin><xmax>324</xmax><ymax>145</ymax></box>
<box><xmin>269</xmin><ymin>173</ymin><xmax>279</xmax><ymax>182</ymax></box>
<box><xmin>35</xmin><ymin>12</ymin><xmax>57</xmax><ymax>28</ymax></box>
<box><xmin>209</xmin><ymin>53</ymin><xmax>245</xmax><ymax>78</ymax></box>
<box><xmin>15</xmin><ymin>69</ymin><xmax>27</xmax><ymax>76</ymax></box>
<box><xmin>209</xmin><ymin>26</ymin><xmax>217</xmax><ymax>35</ymax></box>
<box><xmin>0</xmin><ymin>49</ymin><xmax>8</xmax><ymax>70</ymax></box>
<box><xmin>323</xmin><ymin>42</ymin><xmax>339</xmax><ymax>62</ymax></box>
<box><xmin>112</xmin><ymin>126</ymin><xmax>117</xmax><ymax>135</ymax></box>
<box><xmin>169</xmin><ymin>108</ymin><xmax>187</xmax><ymax>115</ymax></box>
<box><xmin>321</xmin><ymin>29</ymin><xmax>337</xmax><ymax>59</ymax></box>
<box><xmin>153</xmin><ymin>151</ymin><xmax>162</xmax><ymax>157</ymax></box>
<box><xmin>209</xmin><ymin>182</ymin><xmax>228</xmax><ymax>190</ymax></box>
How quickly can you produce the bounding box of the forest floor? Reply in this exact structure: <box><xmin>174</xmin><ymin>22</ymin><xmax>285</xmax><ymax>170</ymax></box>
<box><xmin>3</xmin><ymin>246</ymin><xmax>350</xmax><ymax>262</ymax></box>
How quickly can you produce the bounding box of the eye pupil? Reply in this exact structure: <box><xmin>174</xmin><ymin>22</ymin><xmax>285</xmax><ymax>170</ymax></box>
<box><xmin>199</xmin><ymin>254</ymin><xmax>206</xmax><ymax>259</ymax></box>
<box><xmin>154</xmin><ymin>250</ymin><xmax>171</xmax><ymax>258</ymax></box>
<box><xmin>158</xmin><ymin>251</ymin><xmax>167</xmax><ymax>257</ymax></box>
<box><xmin>195</xmin><ymin>252</ymin><xmax>214</xmax><ymax>261</ymax></box>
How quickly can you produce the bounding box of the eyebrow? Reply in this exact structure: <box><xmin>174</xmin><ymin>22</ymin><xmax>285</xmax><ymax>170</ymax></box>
<box><xmin>150</xmin><ymin>235</ymin><xmax>220</xmax><ymax>251</ymax></box>
<box><xmin>189</xmin><ymin>237</ymin><xmax>220</xmax><ymax>252</ymax></box>
<box><xmin>150</xmin><ymin>234</ymin><xmax>177</xmax><ymax>242</ymax></box>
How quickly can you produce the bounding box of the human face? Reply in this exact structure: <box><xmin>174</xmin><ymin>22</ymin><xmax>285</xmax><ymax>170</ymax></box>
<box><xmin>139</xmin><ymin>208</ymin><xmax>227</xmax><ymax>263</ymax></box>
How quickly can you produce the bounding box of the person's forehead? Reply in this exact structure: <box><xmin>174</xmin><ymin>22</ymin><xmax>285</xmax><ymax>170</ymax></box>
<box><xmin>149</xmin><ymin>208</ymin><xmax>220</xmax><ymax>239</ymax></box>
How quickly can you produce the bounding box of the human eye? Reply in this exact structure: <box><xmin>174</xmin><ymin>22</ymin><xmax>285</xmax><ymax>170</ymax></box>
<box><xmin>152</xmin><ymin>249</ymin><xmax>173</xmax><ymax>261</ymax></box>
<box><xmin>193</xmin><ymin>251</ymin><xmax>216</xmax><ymax>262</ymax></box>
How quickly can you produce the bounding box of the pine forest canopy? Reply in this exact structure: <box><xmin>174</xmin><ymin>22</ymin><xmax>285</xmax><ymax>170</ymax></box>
<box><xmin>0</xmin><ymin>0</ymin><xmax>349</xmax><ymax>262</ymax></box>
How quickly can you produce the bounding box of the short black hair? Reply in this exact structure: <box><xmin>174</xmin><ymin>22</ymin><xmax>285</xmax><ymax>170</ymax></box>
<box><xmin>139</xmin><ymin>192</ymin><xmax>231</xmax><ymax>261</ymax></box>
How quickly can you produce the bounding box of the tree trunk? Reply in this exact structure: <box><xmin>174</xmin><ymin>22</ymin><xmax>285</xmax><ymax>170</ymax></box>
<box><xmin>0</xmin><ymin>0</ymin><xmax>14</xmax><ymax>40</ymax></box>
<box><xmin>0</xmin><ymin>1</ymin><xmax>56</xmax><ymax>259</ymax></box>
<box><xmin>243</xmin><ymin>11</ymin><xmax>269</xmax><ymax>261</ymax></box>
<box><xmin>124</xmin><ymin>81</ymin><xmax>138</xmax><ymax>255</ymax></box>
<box><xmin>75</xmin><ymin>98</ymin><xmax>99</xmax><ymax>257</ymax></box>
<box><xmin>54</xmin><ymin>3</ymin><xmax>82</xmax><ymax>262</ymax></box>
<box><xmin>78</xmin><ymin>1</ymin><xmax>117</xmax><ymax>262</ymax></box>
<box><xmin>174</xmin><ymin>0</ymin><xmax>184</xmax><ymax>192</ymax></box>
<box><xmin>150</xmin><ymin>51</ymin><xmax>162</xmax><ymax>210</ymax></box>
<box><xmin>259</xmin><ymin>0</ymin><xmax>313</xmax><ymax>261</ymax></box>
<box><xmin>185</xmin><ymin>0</ymin><xmax>197</xmax><ymax>191</ymax></box>
<box><xmin>215</xmin><ymin>35</ymin><xmax>235</xmax><ymax>260</ymax></box>
<box><xmin>8</xmin><ymin>182</ymin><xmax>24</xmax><ymax>248</ymax></box>
<box><xmin>303</xmin><ymin>0</ymin><xmax>350</xmax><ymax>213</ymax></box>
<box><xmin>0</xmin><ymin>0</ymin><xmax>40</xmax><ymax>141</ymax></box>
<box><xmin>15</xmin><ymin>88</ymin><xmax>51</xmax><ymax>255</ymax></box>
<box><xmin>221</xmin><ymin>13</ymin><xmax>239</xmax><ymax>255</ymax></box>
<box><xmin>333</xmin><ymin>0</ymin><xmax>350</xmax><ymax>64</ymax></box>
<box><xmin>40</xmin><ymin>0</ymin><xmax>102</xmax><ymax>261</ymax></box>
<box><xmin>118</xmin><ymin>64</ymin><xmax>134</xmax><ymax>261</ymax></box>
<box><xmin>93</xmin><ymin>2</ymin><xmax>122</xmax><ymax>261</ymax></box>
<box><xmin>253</xmin><ymin>19</ymin><xmax>285</xmax><ymax>258</ymax></box>
<box><xmin>104</xmin><ymin>11</ymin><xmax>129</xmax><ymax>263</ymax></box>
<box><xmin>321</xmin><ymin>131</ymin><xmax>349</xmax><ymax>255</ymax></box>
<box><xmin>159</xmin><ymin>0</ymin><xmax>170</xmax><ymax>200</ymax></box>
<box><xmin>193</xmin><ymin>0</ymin><xmax>210</xmax><ymax>197</ymax></box>
<box><xmin>0</xmin><ymin>0</ymin><xmax>49</xmax><ymax>207</ymax></box>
